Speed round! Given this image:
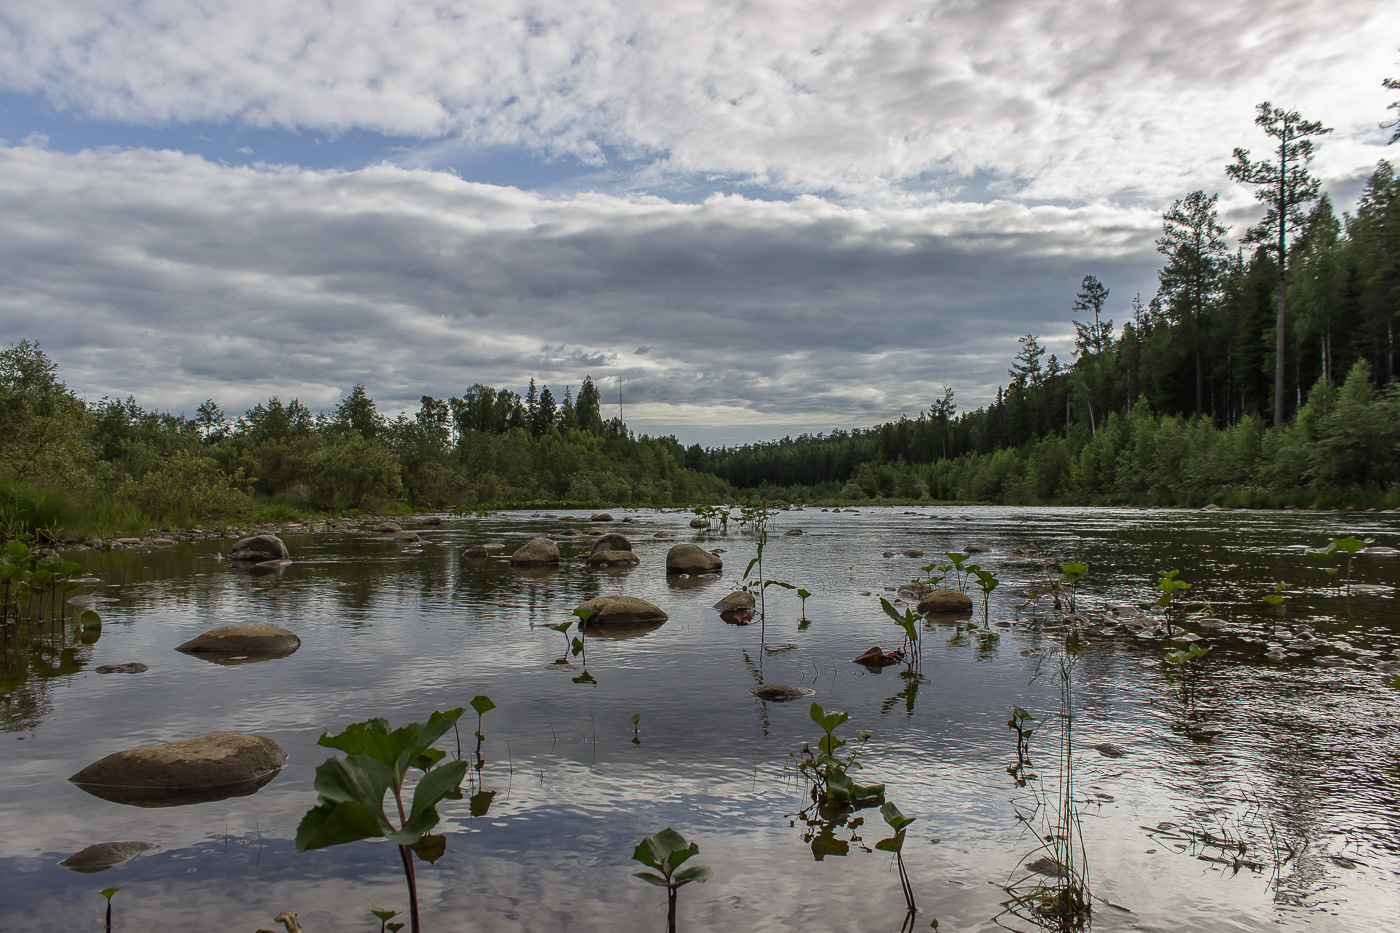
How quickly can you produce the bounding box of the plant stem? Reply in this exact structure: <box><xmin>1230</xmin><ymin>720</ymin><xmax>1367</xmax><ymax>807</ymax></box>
<box><xmin>398</xmin><ymin>843</ymin><xmax>420</xmax><ymax>933</ymax></box>
<box><xmin>667</xmin><ymin>886</ymin><xmax>677</xmax><ymax>933</ymax></box>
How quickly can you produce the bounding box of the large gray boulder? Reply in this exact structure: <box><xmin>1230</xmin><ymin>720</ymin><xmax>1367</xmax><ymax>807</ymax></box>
<box><xmin>175</xmin><ymin>625</ymin><xmax>300</xmax><ymax>659</ymax></box>
<box><xmin>510</xmin><ymin>537</ymin><xmax>561</xmax><ymax>567</ymax></box>
<box><xmin>917</xmin><ymin>588</ymin><xmax>973</xmax><ymax>613</ymax></box>
<box><xmin>575</xmin><ymin>595</ymin><xmax>668</xmax><ymax>625</ymax></box>
<box><xmin>667</xmin><ymin>543</ymin><xmax>723</xmax><ymax>574</ymax></box>
<box><xmin>70</xmin><ymin>733</ymin><xmax>287</xmax><ymax>807</ymax></box>
<box><xmin>230</xmin><ymin>535</ymin><xmax>288</xmax><ymax>562</ymax></box>
<box><xmin>590</xmin><ymin>513</ymin><xmax>614</xmax><ymax>522</ymax></box>
<box><xmin>585</xmin><ymin>549</ymin><xmax>640</xmax><ymax>566</ymax></box>
<box><xmin>589</xmin><ymin>533</ymin><xmax>633</xmax><ymax>554</ymax></box>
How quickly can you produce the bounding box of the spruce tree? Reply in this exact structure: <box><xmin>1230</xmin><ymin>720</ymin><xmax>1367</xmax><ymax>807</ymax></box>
<box><xmin>1226</xmin><ymin>102</ymin><xmax>1332</xmax><ymax>425</ymax></box>
<box><xmin>1156</xmin><ymin>190</ymin><xmax>1229</xmax><ymax>417</ymax></box>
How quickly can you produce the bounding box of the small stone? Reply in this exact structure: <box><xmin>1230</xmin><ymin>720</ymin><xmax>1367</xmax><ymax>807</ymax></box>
<box><xmin>749</xmin><ymin>683</ymin><xmax>815</xmax><ymax>701</ymax></box>
<box><xmin>590</xmin><ymin>513</ymin><xmax>614</xmax><ymax>522</ymax></box>
<box><xmin>462</xmin><ymin>545</ymin><xmax>489</xmax><ymax>560</ymax></box>
<box><xmin>713</xmin><ymin>590</ymin><xmax>756</xmax><ymax>612</ymax></box>
<box><xmin>903</xmin><ymin>549</ymin><xmax>923</xmax><ymax>558</ymax></box>
<box><xmin>964</xmin><ymin>544</ymin><xmax>990</xmax><ymax>553</ymax></box>
<box><xmin>372</xmin><ymin>522</ymin><xmax>402</xmax><ymax>534</ymax></box>
<box><xmin>784</xmin><ymin>528</ymin><xmax>803</xmax><ymax>536</ymax></box>
<box><xmin>1093</xmin><ymin>742</ymin><xmax>1125</xmax><ymax>757</ymax></box>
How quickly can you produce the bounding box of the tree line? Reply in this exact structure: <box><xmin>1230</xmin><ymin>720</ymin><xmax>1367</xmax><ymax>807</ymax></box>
<box><xmin>0</xmin><ymin>346</ymin><xmax>730</xmax><ymax>534</ymax></box>
<box><xmin>704</xmin><ymin>95</ymin><xmax>1400</xmax><ymax>507</ymax></box>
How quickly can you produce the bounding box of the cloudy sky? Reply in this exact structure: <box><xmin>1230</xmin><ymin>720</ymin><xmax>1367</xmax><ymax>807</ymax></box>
<box><xmin>1</xmin><ymin>1</ymin><xmax>1395</xmax><ymax>446</ymax></box>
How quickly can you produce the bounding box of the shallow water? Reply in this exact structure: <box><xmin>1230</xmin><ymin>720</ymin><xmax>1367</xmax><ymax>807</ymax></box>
<box><xmin>2</xmin><ymin>506</ymin><xmax>1399</xmax><ymax>932</ymax></box>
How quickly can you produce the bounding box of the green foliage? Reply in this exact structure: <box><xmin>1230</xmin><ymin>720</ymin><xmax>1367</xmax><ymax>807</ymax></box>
<box><xmin>631</xmin><ymin>828</ymin><xmax>713</xmax><ymax>890</ymax></box>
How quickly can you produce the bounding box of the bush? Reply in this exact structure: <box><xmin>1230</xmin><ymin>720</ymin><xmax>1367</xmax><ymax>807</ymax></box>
<box><xmin>308</xmin><ymin>436</ymin><xmax>403</xmax><ymax>510</ymax></box>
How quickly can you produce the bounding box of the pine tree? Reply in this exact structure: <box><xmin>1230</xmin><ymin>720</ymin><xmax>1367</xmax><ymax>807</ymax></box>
<box><xmin>1157</xmin><ymin>190</ymin><xmax>1229</xmax><ymax>417</ymax></box>
<box><xmin>535</xmin><ymin>385</ymin><xmax>557</xmax><ymax>437</ymax></box>
<box><xmin>335</xmin><ymin>385</ymin><xmax>381</xmax><ymax>440</ymax></box>
<box><xmin>575</xmin><ymin>376</ymin><xmax>604</xmax><ymax>434</ymax></box>
<box><xmin>1226</xmin><ymin>102</ymin><xmax>1332</xmax><ymax>425</ymax></box>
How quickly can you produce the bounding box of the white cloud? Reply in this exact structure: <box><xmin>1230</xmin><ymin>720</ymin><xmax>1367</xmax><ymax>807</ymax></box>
<box><xmin>0</xmin><ymin>143</ymin><xmax>1162</xmax><ymax>442</ymax></box>
<box><xmin>2</xmin><ymin>1</ymin><xmax>1394</xmax><ymax>205</ymax></box>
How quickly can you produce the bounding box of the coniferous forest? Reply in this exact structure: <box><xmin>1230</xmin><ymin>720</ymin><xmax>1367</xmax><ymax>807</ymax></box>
<box><xmin>4</xmin><ymin>106</ymin><xmax>1400</xmax><ymax>537</ymax></box>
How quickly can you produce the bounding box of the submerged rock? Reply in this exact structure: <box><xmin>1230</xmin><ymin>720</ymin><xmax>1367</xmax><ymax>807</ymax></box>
<box><xmin>666</xmin><ymin>543</ymin><xmax>722</xmax><ymax>574</ymax></box>
<box><xmin>903</xmin><ymin>549</ymin><xmax>924</xmax><ymax>558</ymax></box>
<box><xmin>749</xmin><ymin>683</ymin><xmax>815</xmax><ymax>701</ymax></box>
<box><xmin>590</xmin><ymin>513</ymin><xmax>614</xmax><ymax>522</ymax></box>
<box><xmin>95</xmin><ymin>662</ymin><xmax>149</xmax><ymax>674</ymax></box>
<box><xmin>511</xmin><ymin>537</ymin><xmax>561</xmax><ymax>567</ymax></box>
<box><xmin>176</xmin><ymin>625</ymin><xmax>301</xmax><ymax>661</ymax></box>
<box><xmin>462</xmin><ymin>544</ymin><xmax>489</xmax><ymax>560</ymax></box>
<box><xmin>917</xmin><ymin>588</ymin><xmax>973</xmax><ymax>613</ymax></box>
<box><xmin>230</xmin><ymin>535</ymin><xmax>289</xmax><ymax>562</ymax></box>
<box><xmin>1092</xmin><ymin>742</ymin><xmax>1125</xmax><ymax>757</ymax></box>
<box><xmin>964</xmin><ymin>544</ymin><xmax>990</xmax><ymax>553</ymax></box>
<box><xmin>372</xmin><ymin>522</ymin><xmax>402</xmax><ymax>533</ymax></box>
<box><xmin>420</xmin><ymin>516</ymin><xmax>443</xmax><ymax>526</ymax></box>
<box><xmin>70</xmin><ymin>733</ymin><xmax>287</xmax><ymax>807</ymax></box>
<box><xmin>713</xmin><ymin>590</ymin><xmax>756</xmax><ymax>612</ymax></box>
<box><xmin>574</xmin><ymin>595</ymin><xmax>668</xmax><ymax>625</ymax></box>
<box><xmin>59</xmin><ymin>841</ymin><xmax>155</xmax><ymax>873</ymax></box>
<box><xmin>393</xmin><ymin>532</ymin><xmax>421</xmax><ymax>544</ymax></box>
<box><xmin>784</xmin><ymin>528</ymin><xmax>803</xmax><ymax>536</ymax></box>
<box><xmin>689</xmin><ymin>518</ymin><xmax>711</xmax><ymax>529</ymax></box>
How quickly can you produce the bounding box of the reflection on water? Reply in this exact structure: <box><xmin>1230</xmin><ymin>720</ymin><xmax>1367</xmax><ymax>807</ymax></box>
<box><xmin>2</xmin><ymin>507</ymin><xmax>1399</xmax><ymax>931</ymax></box>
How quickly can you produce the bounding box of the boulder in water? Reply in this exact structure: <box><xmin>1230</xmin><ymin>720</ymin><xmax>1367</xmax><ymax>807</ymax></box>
<box><xmin>666</xmin><ymin>543</ymin><xmax>722</xmax><ymax>574</ymax></box>
<box><xmin>59</xmin><ymin>841</ymin><xmax>155</xmax><ymax>873</ymax></box>
<box><xmin>462</xmin><ymin>544</ymin><xmax>489</xmax><ymax>560</ymax></box>
<box><xmin>70</xmin><ymin>733</ymin><xmax>287</xmax><ymax>807</ymax></box>
<box><xmin>175</xmin><ymin>625</ymin><xmax>300</xmax><ymax>662</ymax></box>
<box><xmin>917</xmin><ymin>589</ymin><xmax>973</xmax><ymax>613</ymax></box>
<box><xmin>749</xmin><ymin>683</ymin><xmax>815</xmax><ymax>701</ymax></box>
<box><xmin>585</xmin><ymin>549</ymin><xmax>640</xmax><ymax>566</ymax></box>
<box><xmin>230</xmin><ymin>535</ymin><xmax>289</xmax><ymax>562</ymax></box>
<box><xmin>574</xmin><ymin>595</ymin><xmax>668</xmax><ymax>625</ymax></box>
<box><xmin>590</xmin><ymin>533</ymin><xmax>633</xmax><ymax>554</ymax></box>
<box><xmin>511</xmin><ymin>537</ymin><xmax>561</xmax><ymax>567</ymax></box>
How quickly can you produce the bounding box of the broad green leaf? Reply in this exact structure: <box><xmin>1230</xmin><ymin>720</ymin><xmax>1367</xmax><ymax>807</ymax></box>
<box><xmin>797</xmin><ymin>589</ymin><xmax>811</xmax><ymax>600</ymax></box>
<box><xmin>100</xmin><ymin>888</ymin><xmax>119</xmax><ymax>900</ymax></box>
<box><xmin>367</xmin><ymin>900</ymin><xmax>399</xmax><ymax>923</ymax></box>
<box><xmin>874</xmin><ymin>829</ymin><xmax>906</xmax><ymax>852</ymax></box>
<box><xmin>633</xmin><ymin>871</ymin><xmax>670</xmax><ymax>886</ymax></box>
<box><xmin>470</xmin><ymin>695</ymin><xmax>496</xmax><ymax>717</ymax></box>
<box><xmin>295</xmin><ymin>797</ymin><xmax>386</xmax><ymax>851</ymax></box>
<box><xmin>399</xmin><ymin>758</ymin><xmax>469</xmax><ymax>842</ymax></box>
<box><xmin>410</xmin><ymin>833</ymin><xmax>447</xmax><ymax>864</ymax></box>
<box><xmin>881</xmin><ymin>801</ymin><xmax>916</xmax><ymax>832</ymax></box>
<box><xmin>880</xmin><ymin>597</ymin><xmax>904</xmax><ymax>625</ymax></box>
<box><xmin>673</xmin><ymin>865</ymin><xmax>713</xmax><ymax>886</ymax></box>
<box><xmin>630</xmin><ymin>713</ymin><xmax>642</xmax><ymax>725</ymax></box>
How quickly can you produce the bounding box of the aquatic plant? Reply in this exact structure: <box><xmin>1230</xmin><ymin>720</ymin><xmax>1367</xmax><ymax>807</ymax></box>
<box><xmin>1303</xmin><ymin>541</ymin><xmax>1341</xmax><ymax>590</ymax></box>
<box><xmin>1332</xmin><ymin>536</ymin><xmax>1372</xmax><ymax>595</ymax></box>
<box><xmin>944</xmin><ymin>552</ymin><xmax>971</xmax><ymax>593</ymax></box>
<box><xmin>1002</xmin><ymin>644</ymin><xmax>1091</xmax><ymax>931</ymax></box>
<box><xmin>547</xmin><ymin>619</ymin><xmax>573</xmax><ymax>664</ymax></box>
<box><xmin>1006</xmin><ymin>705</ymin><xmax>1037</xmax><ymax>785</ymax></box>
<box><xmin>1154</xmin><ymin>569</ymin><xmax>1190</xmax><ymax>635</ymax></box>
<box><xmin>368</xmin><ymin>900</ymin><xmax>405</xmax><ymax>933</ymax></box>
<box><xmin>875</xmin><ymin>801</ymin><xmax>918</xmax><ymax>916</ymax></box>
<box><xmin>1164</xmin><ymin>643</ymin><xmax>1212</xmax><ymax>706</ymax></box>
<box><xmin>469</xmin><ymin>695</ymin><xmax>495</xmax><ymax>762</ymax></box>
<box><xmin>1058</xmin><ymin>562</ymin><xmax>1087</xmax><ymax>614</ymax></box>
<box><xmin>295</xmin><ymin>708</ymin><xmax>469</xmax><ymax>933</ymax></box>
<box><xmin>630</xmin><ymin>712</ymin><xmax>642</xmax><ymax>744</ymax></box>
<box><xmin>970</xmin><ymin>567</ymin><xmax>1000</xmax><ymax>626</ymax></box>
<box><xmin>797</xmin><ymin>702</ymin><xmax>883</xmax><ymax>810</ymax></box>
<box><xmin>100</xmin><ymin>887</ymin><xmax>118</xmax><ymax>933</ymax></box>
<box><xmin>631</xmin><ymin>828</ymin><xmax>712</xmax><ymax>933</ymax></box>
<box><xmin>797</xmin><ymin>588</ymin><xmax>812</xmax><ymax>622</ymax></box>
<box><xmin>570</xmin><ymin>605</ymin><xmax>595</xmax><ymax>683</ymax></box>
<box><xmin>879</xmin><ymin>597</ymin><xmax>922</xmax><ymax>671</ymax></box>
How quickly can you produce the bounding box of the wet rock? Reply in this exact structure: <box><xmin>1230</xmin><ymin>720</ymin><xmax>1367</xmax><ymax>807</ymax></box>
<box><xmin>622</xmin><ymin>516</ymin><xmax>639</xmax><ymax>524</ymax></box>
<box><xmin>586</xmin><ymin>527</ymin><xmax>605</xmax><ymax>536</ymax></box>
<box><xmin>590</xmin><ymin>513</ymin><xmax>614</xmax><ymax>522</ymax></box>
<box><xmin>561</xmin><ymin>528</ymin><xmax>583</xmax><ymax>536</ymax></box>
<box><xmin>372</xmin><ymin>522</ymin><xmax>402</xmax><ymax>533</ymax></box>
<box><xmin>1315</xmin><ymin>656</ymin><xmax>1348</xmax><ymax>667</ymax></box>
<box><xmin>176</xmin><ymin>625</ymin><xmax>301</xmax><ymax>660</ymax></box>
<box><xmin>1092</xmin><ymin>742</ymin><xmax>1125</xmax><ymax>757</ymax></box>
<box><xmin>883</xmin><ymin>551</ymin><xmax>895</xmax><ymax>558</ymax></box>
<box><xmin>574</xmin><ymin>595</ymin><xmax>668</xmax><ymax>625</ymax></box>
<box><xmin>1196</xmin><ymin>618</ymin><xmax>1228</xmax><ymax>630</ymax></box>
<box><xmin>749</xmin><ymin>683</ymin><xmax>815</xmax><ymax>701</ymax></box>
<box><xmin>420</xmin><ymin>516</ymin><xmax>443</xmax><ymax>526</ymax></box>
<box><xmin>963</xmin><ymin>544</ymin><xmax>990</xmax><ymax>553</ymax></box>
<box><xmin>95</xmin><ymin>662</ymin><xmax>149</xmax><ymax>674</ymax></box>
<box><xmin>784</xmin><ymin>528</ymin><xmax>803</xmax><ymax>536</ymax></box>
<box><xmin>230</xmin><ymin>535</ymin><xmax>289</xmax><ymax>562</ymax></box>
<box><xmin>113</xmin><ymin>538</ymin><xmax>141</xmax><ymax>545</ymax></box>
<box><xmin>68</xmin><ymin>594</ymin><xmax>97</xmax><ymax>607</ymax></box>
<box><xmin>59</xmin><ymin>841</ymin><xmax>155</xmax><ymax>873</ymax></box>
<box><xmin>689</xmin><ymin>518</ymin><xmax>711</xmax><ymax>529</ymax></box>
<box><xmin>511</xmin><ymin>537</ymin><xmax>561</xmax><ymax>567</ymax></box>
<box><xmin>666</xmin><ymin>543</ymin><xmax>722</xmax><ymax>574</ymax></box>
<box><xmin>584</xmin><ymin>549</ymin><xmax>640</xmax><ymax>566</ymax></box>
<box><xmin>462</xmin><ymin>545</ymin><xmax>489</xmax><ymax>560</ymax></box>
<box><xmin>713</xmin><ymin>590</ymin><xmax>756</xmax><ymax>612</ymax></box>
<box><xmin>589</xmin><ymin>533</ymin><xmax>633</xmax><ymax>554</ymax></box>
<box><xmin>70</xmin><ymin>733</ymin><xmax>288</xmax><ymax>807</ymax></box>
<box><xmin>917</xmin><ymin>588</ymin><xmax>974</xmax><ymax>613</ymax></box>
<box><xmin>1374</xmin><ymin>660</ymin><xmax>1400</xmax><ymax>674</ymax></box>
<box><xmin>393</xmin><ymin>532</ymin><xmax>421</xmax><ymax>544</ymax></box>
<box><xmin>903</xmin><ymin>549</ymin><xmax>924</xmax><ymax>558</ymax></box>
<box><xmin>653</xmin><ymin>531</ymin><xmax>671</xmax><ymax>538</ymax></box>
<box><xmin>149</xmin><ymin>538</ymin><xmax>175</xmax><ymax>547</ymax></box>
